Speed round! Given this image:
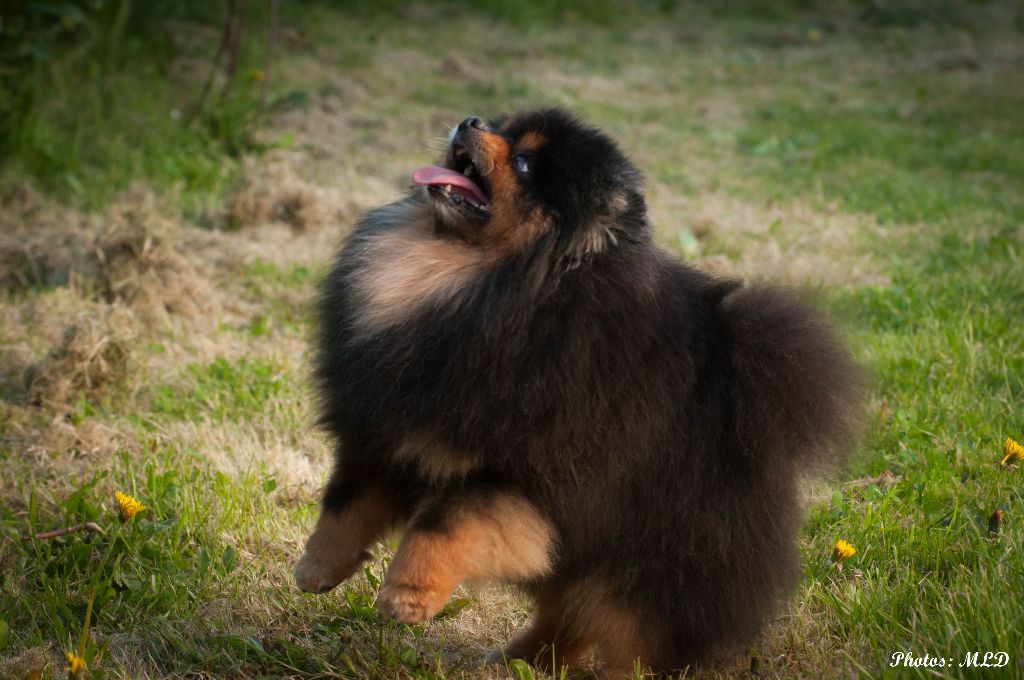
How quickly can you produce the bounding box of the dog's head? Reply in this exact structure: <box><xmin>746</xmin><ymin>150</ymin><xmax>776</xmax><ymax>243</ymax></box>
<box><xmin>413</xmin><ymin>109</ymin><xmax>647</xmax><ymax>259</ymax></box>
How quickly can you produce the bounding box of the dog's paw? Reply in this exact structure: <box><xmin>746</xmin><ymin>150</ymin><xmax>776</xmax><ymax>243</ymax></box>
<box><xmin>483</xmin><ymin>648</ymin><xmax>509</xmax><ymax>665</ymax></box>
<box><xmin>294</xmin><ymin>554</ymin><xmax>341</xmax><ymax>594</ymax></box>
<box><xmin>376</xmin><ymin>583</ymin><xmax>447</xmax><ymax>623</ymax></box>
<box><xmin>294</xmin><ymin>549</ymin><xmax>366</xmax><ymax>594</ymax></box>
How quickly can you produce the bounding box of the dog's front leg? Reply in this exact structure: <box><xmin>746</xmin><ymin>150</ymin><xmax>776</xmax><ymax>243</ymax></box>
<box><xmin>377</xmin><ymin>491</ymin><xmax>556</xmax><ymax>624</ymax></box>
<box><xmin>295</xmin><ymin>462</ymin><xmax>403</xmax><ymax>594</ymax></box>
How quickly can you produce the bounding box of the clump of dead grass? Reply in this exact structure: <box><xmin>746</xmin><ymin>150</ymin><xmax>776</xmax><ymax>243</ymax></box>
<box><xmin>25</xmin><ymin>305</ymin><xmax>137</xmax><ymax>409</ymax></box>
<box><xmin>93</xmin><ymin>187</ymin><xmax>213</xmax><ymax>321</ymax></box>
<box><xmin>0</xmin><ymin>183</ymin><xmax>92</xmax><ymax>290</ymax></box>
<box><xmin>0</xmin><ymin>404</ymin><xmax>129</xmax><ymax>488</ymax></box>
<box><xmin>227</xmin><ymin>155</ymin><xmax>354</xmax><ymax>231</ymax></box>
<box><xmin>35</xmin><ymin>417</ymin><xmax>128</xmax><ymax>459</ymax></box>
<box><xmin>0</xmin><ymin>645</ymin><xmax>58</xmax><ymax>680</ymax></box>
<box><xmin>0</xmin><ymin>184</ymin><xmax>215</xmax><ymax>323</ymax></box>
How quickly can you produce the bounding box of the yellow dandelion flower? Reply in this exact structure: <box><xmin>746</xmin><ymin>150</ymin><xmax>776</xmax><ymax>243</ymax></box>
<box><xmin>832</xmin><ymin>539</ymin><xmax>857</xmax><ymax>562</ymax></box>
<box><xmin>115</xmin><ymin>491</ymin><xmax>147</xmax><ymax>522</ymax></box>
<box><xmin>1000</xmin><ymin>437</ymin><xmax>1024</xmax><ymax>466</ymax></box>
<box><xmin>66</xmin><ymin>651</ymin><xmax>86</xmax><ymax>674</ymax></box>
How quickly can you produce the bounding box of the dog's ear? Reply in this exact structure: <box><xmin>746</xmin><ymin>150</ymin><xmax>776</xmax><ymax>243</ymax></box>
<box><xmin>561</xmin><ymin>187</ymin><xmax>646</xmax><ymax>271</ymax></box>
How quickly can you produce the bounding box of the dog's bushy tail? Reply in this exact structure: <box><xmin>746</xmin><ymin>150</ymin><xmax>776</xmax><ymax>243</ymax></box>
<box><xmin>721</xmin><ymin>285</ymin><xmax>865</xmax><ymax>473</ymax></box>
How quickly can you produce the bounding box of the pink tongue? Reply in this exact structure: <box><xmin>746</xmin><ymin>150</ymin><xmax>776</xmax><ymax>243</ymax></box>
<box><xmin>412</xmin><ymin>166</ymin><xmax>489</xmax><ymax>206</ymax></box>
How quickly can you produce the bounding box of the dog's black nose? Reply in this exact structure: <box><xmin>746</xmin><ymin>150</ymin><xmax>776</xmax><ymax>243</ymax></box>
<box><xmin>459</xmin><ymin>117</ymin><xmax>485</xmax><ymax>132</ymax></box>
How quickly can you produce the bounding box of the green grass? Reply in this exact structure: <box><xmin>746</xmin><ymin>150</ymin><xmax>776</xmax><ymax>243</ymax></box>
<box><xmin>148</xmin><ymin>356</ymin><xmax>295</xmax><ymax>424</ymax></box>
<box><xmin>732</xmin><ymin>16</ymin><xmax>1024</xmax><ymax>676</ymax></box>
<box><xmin>0</xmin><ymin>1</ymin><xmax>283</xmax><ymax>212</ymax></box>
<box><xmin>2</xmin><ymin>2</ymin><xmax>1023</xmax><ymax>678</ymax></box>
<box><xmin>0</xmin><ymin>445</ymin><xmax>500</xmax><ymax>678</ymax></box>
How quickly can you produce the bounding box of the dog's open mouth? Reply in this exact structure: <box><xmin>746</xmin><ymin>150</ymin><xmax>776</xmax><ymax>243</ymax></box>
<box><xmin>412</xmin><ymin>142</ymin><xmax>491</xmax><ymax>217</ymax></box>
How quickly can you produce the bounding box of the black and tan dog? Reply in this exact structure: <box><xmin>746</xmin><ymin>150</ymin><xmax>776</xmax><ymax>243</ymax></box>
<box><xmin>295</xmin><ymin>109</ymin><xmax>862</xmax><ymax>675</ymax></box>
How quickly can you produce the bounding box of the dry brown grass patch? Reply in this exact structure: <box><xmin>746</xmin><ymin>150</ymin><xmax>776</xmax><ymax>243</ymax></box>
<box><xmin>227</xmin><ymin>154</ymin><xmax>357</xmax><ymax>231</ymax></box>
<box><xmin>0</xmin><ymin>645</ymin><xmax>59</xmax><ymax>680</ymax></box>
<box><xmin>0</xmin><ymin>182</ymin><xmax>92</xmax><ymax>290</ymax></box>
<box><xmin>0</xmin><ymin>184</ymin><xmax>215</xmax><ymax>323</ymax></box>
<box><xmin>646</xmin><ymin>186</ymin><xmax>891</xmax><ymax>288</ymax></box>
<box><xmin>24</xmin><ymin>304</ymin><xmax>137</xmax><ymax>409</ymax></box>
<box><xmin>92</xmin><ymin>188</ymin><xmax>215</xmax><ymax>322</ymax></box>
<box><xmin>157</xmin><ymin>418</ymin><xmax>330</xmax><ymax>492</ymax></box>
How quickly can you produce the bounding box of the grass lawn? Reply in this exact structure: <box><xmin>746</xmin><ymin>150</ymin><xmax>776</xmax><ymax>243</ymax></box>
<box><xmin>1</xmin><ymin>2</ymin><xmax>1022</xmax><ymax>678</ymax></box>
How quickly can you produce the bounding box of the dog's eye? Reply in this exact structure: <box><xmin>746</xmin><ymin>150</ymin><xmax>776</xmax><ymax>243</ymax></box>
<box><xmin>514</xmin><ymin>154</ymin><xmax>530</xmax><ymax>174</ymax></box>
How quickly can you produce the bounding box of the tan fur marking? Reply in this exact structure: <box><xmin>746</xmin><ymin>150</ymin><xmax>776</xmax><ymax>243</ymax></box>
<box><xmin>394</xmin><ymin>432</ymin><xmax>480</xmax><ymax>483</ymax></box>
<box><xmin>353</xmin><ymin>223</ymin><xmax>484</xmax><ymax>333</ymax></box>
<box><xmin>566</xmin><ymin>579</ymin><xmax>657</xmax><ymax>677</ymax></box>
<box><xmin>570</xmin><ymin>191</ymin><xmax>628</xmax><ymax>260</ymax></box>
<box><xmin>295</xmin><ymin>488</ymin><xmax>400</xmax><ymax>593</ymax></box>
<box><xmin>377</xmin><ymin>494</ymin><xmax>555</xmax><ymax>623</ymax></box>
<box><xmin>494</xmin><ymin>589</ymin><xmax>596</xmax><ymax>672</ymax></box>
<box><xmin>518</xmin><ymin>131</ymin><xmax>547</xmax><ymax>153</ymax></box>
<box><xmin>484</xmin><ymin>205</ymin><xmax>548</xmax><ymax>257</ymax></box>
<box><xmin>609</xmin><ymin>190</ymin><xmax>628</xmax><ymax>214</ymax></box>
<box><xmin>496</xmin><ymin>578</ymin><xmax>660</xmax><ymax>677</ymax></box>
<box><xmin>475</xmin><ymin>132</ymin><xmax>549</xmax><ymax>257</ymax></box>
<box><xmin>478</xmin><ymin>131</ymin><xmax>514</xmax><ymax>196</ymax></box>
<box><xmin>575</xmin><ymin>220</ymin><xmax>620</xmax><ymax>258</ymax></box>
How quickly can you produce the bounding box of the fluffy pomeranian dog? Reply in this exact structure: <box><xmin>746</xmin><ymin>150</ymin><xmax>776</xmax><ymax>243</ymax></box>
<box><xmin>295</xmin><ymin>109</ymin><xmax>862</xmax><ymax>674</ymax></box>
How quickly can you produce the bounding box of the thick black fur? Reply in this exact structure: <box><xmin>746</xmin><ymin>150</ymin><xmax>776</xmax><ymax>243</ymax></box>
<box><xmin>314</xmin><ymin>109</ymin><xmax>863</xmax><ymax>669</ymax></box>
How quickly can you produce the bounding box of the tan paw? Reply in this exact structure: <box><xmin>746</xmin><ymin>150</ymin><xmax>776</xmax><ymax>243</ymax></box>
<box><xmin>294</xmin><ymin>548</ymin><xmax>366</xmax><ymax>594</ymax></box>
<box><xmin>376</xmin><ymin>583</ymin><xmax>447</xmax><ymax>623</ymax></box>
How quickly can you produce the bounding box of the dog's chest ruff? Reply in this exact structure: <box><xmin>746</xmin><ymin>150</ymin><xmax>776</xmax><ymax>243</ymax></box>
<box><xmin>348</xmin><ymin>223</ymin><xmax>485</xmax><ymax>334</ymax></box>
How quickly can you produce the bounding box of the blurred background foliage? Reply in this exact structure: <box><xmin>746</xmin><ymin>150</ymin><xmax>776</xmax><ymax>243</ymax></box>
<box><xmin>1</xmin><ymin>2</ymin><xmax>1022</xmax><ymax>678</ymax></box>
<box><xmin>3</xmin><ymin>1</ymin><xmax>491</xmax><ymax>212</ymax></box>
<box><xmin>1</xmin><ymin>0</ymin><xmax>272</xmax><ymax>211</ymax></box>
<box><xmin>0</xmin><ymin>0</ymin><xmax>1005</xmax><ymax>213</ymax></box>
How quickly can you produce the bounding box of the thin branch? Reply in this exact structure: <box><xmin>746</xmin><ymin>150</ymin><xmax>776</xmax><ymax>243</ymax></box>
<box><xmin>260</xmin><ymin>0</ymin><xmax>279</xmax><ymax>108</ymax></box>
<box><xmin>220</xmin><ymin>0</ymin><xmax>250</xmax><ymax>102</ymax></box>
<box><xmin>189</xmin><ymin>0</ymin><xmax>237</xmax><ymax>121</ymax></box>
<box><xmin>34</xmin><ymin>522</ymin><xmax>106</xmax><ymax>540</ymax></box>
